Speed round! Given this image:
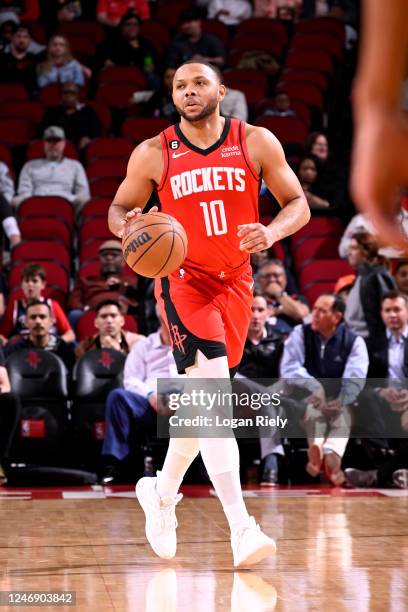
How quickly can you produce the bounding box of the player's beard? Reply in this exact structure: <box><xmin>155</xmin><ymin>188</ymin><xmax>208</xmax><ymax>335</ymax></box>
<box><xmin>175</xmin><ymin>96</ymin><xmax>219</xmax><ymax>122</ymax></box>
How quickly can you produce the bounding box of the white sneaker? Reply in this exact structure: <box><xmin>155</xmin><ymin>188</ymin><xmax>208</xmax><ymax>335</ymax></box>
<box><xmin>231</xmin><ymin>517</ymin><xmax>276</xmax><ymax>568</ymax></box>
<box><xmin>135</xmin><ymin>474</ymin><xmax>182</xmax><ymax>560</ymax></box>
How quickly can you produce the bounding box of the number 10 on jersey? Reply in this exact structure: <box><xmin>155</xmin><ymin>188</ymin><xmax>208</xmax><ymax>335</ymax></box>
<box><xmin>200</xmin><ymin>200</ymin><xmax>228</xmax><ymax>236</ymax></box>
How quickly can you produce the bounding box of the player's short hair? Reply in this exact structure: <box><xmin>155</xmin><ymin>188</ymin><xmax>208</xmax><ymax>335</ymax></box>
<box><xmin>95</xmin><ymin>299</ymin><xmax>123</xmax><ymax>314</ymax></box>
<box><xmin>26</xmin><ymin>299</ymin><xmax>52</xmax><ymax>316</ymax></box>
<box><xmin>176</xmin><ymin>60</ymin><xmax>224</xmax><ymax>84</ymax></box>
<box><xmin>21</xmin><ymin>264</ymin><xmax>46</xmax><ymax>282</ymax></box>
<box><xmin>381</xmin><ymin>290</ymin><xmax>408</xmax><ymax>306</ymax></box>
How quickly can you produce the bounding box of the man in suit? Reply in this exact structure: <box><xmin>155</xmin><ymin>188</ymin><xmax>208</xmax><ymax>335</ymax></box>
<box><xmin>346</xmin><ymin>290</ymin><xmax>408</xmax><ymax>488</ymax></box>
<box><xmin>280</xmin><ymin>293</ymin><xmax>369</xmax><ymax>485</ymax></box>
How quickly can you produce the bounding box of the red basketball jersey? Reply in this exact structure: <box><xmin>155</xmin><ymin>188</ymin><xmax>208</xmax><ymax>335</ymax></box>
<box><xmin>158</xmin><ymin>118</ymin><xmax>260</xmax><ymax>279</ymax></box>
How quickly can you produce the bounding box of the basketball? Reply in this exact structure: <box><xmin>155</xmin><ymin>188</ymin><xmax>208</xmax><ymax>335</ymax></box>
<box><xmin>122</xmin><ymin>211</ymin><xmax>188</xmax><ymax>278</ymax></box>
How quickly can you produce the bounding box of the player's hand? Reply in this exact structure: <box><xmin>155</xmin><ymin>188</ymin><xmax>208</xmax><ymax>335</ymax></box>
<box><xmin>118</xmin><ymin>205</ymin><xmax>159</xmax><ymax>238</ymax></box>
<box><xmin>351</xmin><ymin>107</ymin><xmax>408</xmax><ymax>253</ymax></box>
<box><xmin>237</xmin><ymin>223</ymin><xmax>275</xmax><ymax>253</ymax></box>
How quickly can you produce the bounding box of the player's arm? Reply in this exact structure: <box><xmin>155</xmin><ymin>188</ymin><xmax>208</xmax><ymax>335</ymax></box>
<box><xmin>108</xmin><ymin>137</ymin><xmax>163</xmax><ymax>238</ymax></box>
<box><xmin>238</xmin><ymin>126</ymin><xmax>310</xmax><ymax>253</ymax></box>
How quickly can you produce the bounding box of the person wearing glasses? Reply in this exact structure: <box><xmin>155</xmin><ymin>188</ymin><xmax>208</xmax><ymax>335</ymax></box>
<box><xmin>256</xmin><ymin>259</ymin><xmax>310</xmax><ymax>334</ymax></box>
<box><xmin>14</xmin><ymin>125</ymin><xmax>90</xmax><ymax>214</ymax></box>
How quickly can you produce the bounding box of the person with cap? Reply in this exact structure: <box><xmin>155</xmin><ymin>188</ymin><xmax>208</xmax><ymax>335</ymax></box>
<box><xmin>334</xmin><ymin>274</ymin><xmax>356</xmax><ymax>302</ymax></box>
<box><xmin>68</xmin><ymin>239</ymin><xmax>139</xmax><ymax>330</ymax></box>
<box><xmin>13</xmin><ymin>126</ymin><xmax>90</xmax><ymax>214</ymax></box>
<box><xmin>166</xmin><ymin>7</ymin><xmax>226</xmax><ymax>68</ymax></box>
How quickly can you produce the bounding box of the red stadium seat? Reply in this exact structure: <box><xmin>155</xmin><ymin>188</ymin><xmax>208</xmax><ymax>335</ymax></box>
<box><xmin>224</xmin><ymin>68</ymin><xmax>269</xmax><ymax>94</ymax></box>
<box><xmin>255</xmin><ymin>116</ymin><xmax>308</xmax><ymax>144</ymax></box>
<box><xmin>140</xmin><ymin>20</ymin><xmax>170</xmax><ymax>48</ymax></box>
<box><xmin>295</xmin><ymin>18</ymin><xmax>345</xmax><ymax>45</ymax></box>
<box><xmin>303</xmin><ymin>281</ymin><xmax>338</xmax><ymax>306</ymax></box>
<box><xmin>237</xmin><ymin>18</ymin><xmax>288</xmax><ymax>45</ymax></box>
<box><xmin>87</xmin><ymin>158</ymin><xmax>127</xmax><ymax>181</ymax></box>
<box><xmin>292</xmin><ymin>217</ymin><xmax>344</xmax><ymax>245</ymax></box>
<box><xmin>38</xmin><ymin>83</ymin><xmax>89</xmax><ymax>107</ymax></box>
<box><xmin>76</xmin><ymin>310</ymin><xmax>138</xmax><ymax>341</ymax></box>
<box><xmin>90</xmin><ymin>177</ymin><xmax>121</xmax><ymax>198</ymax></box>
<box><xmin>279</xmin><ymin>69</ymin><xmax>329</xmax><ymax>92</ymax></box>
<box><xmin>19</xmin><ymin>218</ymin><xmax>71</xmax><ymax>249</ymax></box>
<box><xmin>12</xmin><ymin>241</ymin><xmax>71</xmax><ymax>272</ymax></box>
<box><xmin>26</xmin><ymin>140</ymin><xmax>78</xmax><ymax>160</ymax></box>
<box><xmin>292</xmin><ymin>237</ymin><xmax>341</xmax><ymax>270</ymax></box>
<box><xmin>57</xmin><ymin>21</ymin><xmax>106</xmax><ymax>45</ymax></box>
<box><xmin>230</xmin><ymin>34</ymin><xmax>284</xmax><ymax>58</ymax></box>
<box><xmin>29</xmin><ymin>22</ymin><xmax>47</xmax><ymax>44</ymax></box>
<box><xmin>86</xmin><ymin>138</ymin><xmax>134</xmax><ymax>162</ymax></box>
<box><xmin>285</xmin><ymin>49</ymin><xmax>334</xmax><ymax>75</ymax></box>
<box><xmin>9</xmin><ymin>261</ymin><xmax>69</xmax><ymax>294</ymax></box>
<box><xmin>277</xmin><ymin>82</ymin><xmax>324</xmax><ymax>109</ymax></box>
<box><xmin>86</xmin><ymin>101</ymin><xmax>112</xmax><ymax>136</ymax></box>
<box><xmin>65</xmin><ymin>36</ymin><xmax>96</xmax><ymax>64</ymax></box>
<box><xmin>96</xmin><ymin>83</ymin><xmax>140</xmax><ymax>109</ymax></box>
<box><xmin>79</xmin><ymin>240</ymin><xmax>106</xmax><ymax>264</ymax></box>
<box><xmin>121</xmin><ymin>117</ymin><xmax>172</xmax><ymax>142</ymax></box>
<box><xmin>78</xmin><ymin>261</ymin><xmax>100</xmax><ymax>279</ymax></box>
<box><xmin>99</xmin><ymin>66</ymin><xmax>147</xmax><ymax>89</ymax></box>
<box><xmin>0</xmin><ymin>101</ymin><xmax>44</xmax><ymax>125</ymax></box>
<box><xmin>81</xmin><ymin>198</ymin><xmax>112</xmax><ymax>222</ymax></box>
<box><xmin>224</xmin><ymin>82</ymin><xmax>266</xmax><ymax>107</ymax></box>
<box><xmin>298</xmin><ymin>259</ymin><xmax>353</xmax><ymax>290</ymax></box>
<box><xmin>0</xmin><ymin>143</ymin><xmax>12</xmax><ymax>166</ymax></box>
<box><xmin>79</xmin><ymin>217</ymin><xmax>113</xmax><ymax>244</ymax></box>
<box><xmin>201</xmin><ymin>19</ymin><xmax>230</xmax><ymax>46</ymax></box>
<box><xmin>18</xmin><ymin>196</ymin><xmax>74</xmax><ymax>229</ymax></box>
<box><xmin>0</xmin><ymin>119</ymin><xmax>35</xmax><ymax>146</ymax></box>
<box><xmin>0</xmin><ymin>84</ymin><xmax>29</xmax><ymax>102</ymax></box>
<box><xmin>155</xmin><ymin>0</ymin><xmax>191</xmax><ymax>28</ymax></box>
<box><xmin>290</xmin><ymin>33</ymin><xmax>343</xmax><ymax>58</ymax></box>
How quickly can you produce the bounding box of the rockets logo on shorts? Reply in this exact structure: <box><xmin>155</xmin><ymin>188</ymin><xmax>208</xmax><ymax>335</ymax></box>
<box><xmin>170</xmin><ymin>323</ymin><xmax>187</xmax><ymax>353</ymax></box>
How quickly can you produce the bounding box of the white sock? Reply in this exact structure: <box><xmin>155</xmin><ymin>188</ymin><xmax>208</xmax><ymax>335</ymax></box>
<box><xmin>156</xmin><ymin>437</ymin><xmax>199</xmax><ymax>498</ymax></box>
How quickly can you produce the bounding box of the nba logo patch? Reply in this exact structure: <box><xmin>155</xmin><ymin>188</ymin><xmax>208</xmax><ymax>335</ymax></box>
<box><xmin>170</xmin><ymin>140</ymin><xmax>180</xmax><ymax>150</ymax></box>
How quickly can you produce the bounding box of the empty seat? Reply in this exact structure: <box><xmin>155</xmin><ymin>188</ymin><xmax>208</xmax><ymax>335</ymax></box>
<box><xmin>277</xmin><ymin>81</ymin><xmax>324</xmax><ymax>109</ymax></box>
<box><xmin>121</xmin><ymin>117</ymin><xmax>172</xmax><ymax>142</ymax></box>
<box><xmin>292</xmin><ymin>217</ymin><xmax>344</xmax><ymax>245</ymax></box>
<box><xmin>0</xmin><ymin>101</ymin><xmax>44</xmax><ymax>125</ymax></box>
<box><xmin>289</xmin><ymin>33</ymin><xmax>343</xmax><ymax>58</ymax></box>
<box><xmin>237</xmin><ymin>18</ymin><xmax>288</xmax><ymax>45</ymax></box>
<box><xmin>18</xmin><ymin>196</ymin><xmax>74</xmax><ymax>228</ymax></box>
<box><xmin>18</xmin><ymin>218</ymin><xmax>71</xmax><ymax>249</ymax></box>
<box><xmin>201</xmin><ymin>19</ymin><xmax>230</xmax><ymax>46</ymax></box>
<box><xmin>86</xmin><ymin>138</ymin><xmax>134</xmax><ymax>162</ymax></box>
<box><xmin>295</xmin><ymin>18</ymin><xmax>345</xmax><ymax>45</ymax></box>
<box><xmin>57</xmin><ymin>21</ymin><xmax>106</xmax><ymax>45</ymax></box>
<box><xmin>86</xmin><ymin>101</ymin><xmax>112</xmax><ymax>136</ymax></box>
<box><xmin>99</xmin><ymin>66</ymin><xmax>147</xmax><ymax>89</ymax></box>
<box><xmin>12</xmin><ymin>241</ymin><xmax>71</xmax><ymax>272</ymax></box>
<box><xmin>86</xmin><ymin>158</ymin><xmax>127</xmax><ymax>181</ymax></box>
<box><xmin>255</xmin><ymin>116</ymin><xmax>308</xmax><ymax>144</ymax></box>
<box><xmin>79</xmin><ymin>217</ymin><xmax>113</xmax><ymax>245</ymax></box>
<box><xmin>298</xmin><ymin>259</ymin><xmax>354</xmax><ymax>290</ymax></box>
<box><xmin>279</xmin><ymin>69</ymin><xmax>328</xmax><ymax>92</ymax></box>
<box><xmin>230</xmin><ymin>34</ymin><xmax>284</xmax><ymax>58</ymax></box>
<box><xmin>38</xmin><ymin>83</ymin><xmax>88</xmax><ymax>107</ymax></box>
<box><xmin>0</xmin><ymin>143</ymin><xmax>12</xmax><ymax>166</ymax></box>
<box><xmin>90</xmin><ymin>177</ymin><xmax>121</xmax><ymax>198</ymax></box>
<box><xmin>292</xmin><ymin>236</ymin><xmax>341</xmax><ymax>270</ymax></box>
<box><xmin>81</xmin><ymin>198</ymin><xmax>111</xmax><ymax>222</ymax></box>
<box><xmin>224</xmin><ymin>68</ymin><xmax>269</xmax><ymax>93</ymax></box>
<box><xmin>0</xmin><ymin>119</ymin><xmax>35</xmax><ymax>146</ymax></box>
<box><xmin>0</xmin><ymin>84</ymin><xmax>29</xmax><ymax>102</ymax></box>
<box><xmin>96</xmin><ymin>82</ymin><xmax>140</xmax><ymax>109</ymax></box>
<box><xmin>285</xmin><ymin>48</ymin><xmax>334</xmax><ymax>75</ymax></box>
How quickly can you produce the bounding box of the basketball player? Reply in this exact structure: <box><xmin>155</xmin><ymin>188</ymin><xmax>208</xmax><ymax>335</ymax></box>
<box><xmin>352</xmin><ymin>0</ymin><xmax>408</xmax><ymax>252</ymax></box>
<box><xmin>108</xmin><ymin>61</ymin><xmax>309</xmax><ymax>567</ymax></box>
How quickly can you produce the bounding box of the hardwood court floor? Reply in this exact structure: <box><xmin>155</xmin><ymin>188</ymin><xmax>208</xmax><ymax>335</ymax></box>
<box><xmin>0</xmin><ymin>486</ymin><xmax>407</xmax><ymax>611</ymax></box>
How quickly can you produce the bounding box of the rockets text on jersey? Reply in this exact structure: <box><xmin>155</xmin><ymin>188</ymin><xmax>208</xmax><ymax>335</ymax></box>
<box><xmin>158</xmin><ymin>118</ymin><xmax>260</xmax><ymax>279</ymax></box>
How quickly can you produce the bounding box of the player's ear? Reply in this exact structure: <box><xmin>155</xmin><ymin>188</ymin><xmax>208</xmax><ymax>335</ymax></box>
<box><xmin>218</xmin><ymin>83</ymin><xmax>226</xmax><ymax>101</ymax></box>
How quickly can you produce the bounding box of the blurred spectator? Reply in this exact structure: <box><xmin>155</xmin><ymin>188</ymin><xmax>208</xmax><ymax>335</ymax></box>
<box><xmin>338</xmin><ymin>206</ymin><xmax>408</xmax><ymax>260</ymax></box>
<box><xmin>0</xmin><ymin>161</ymin><xmax>20</xmax><ymax>249</ymax></box>
<box><xmin>333</xmin><ymin>274</ymin><xmax>355</xmax><ymax>302</ymax></box>
<box><xmin>394</xmin><ymin>260</ymin><xmax>408</xmax><ymax>299</ymax></box>
<box><xmin>68</xmin><ymin>240</ymin><xmax>139</xmax><ymax>326</ymax></box>
<box><xmin>41</xmin><ymin>82</ymin><xmax>101</xmax><ymax>150</ymax></box>
<box><xmin>280</xmin><ymin>293</ymin><xmax>369</xmax><ymax>485</ymax></box>
<box><xmin>167</xmin><ymin>8</ymin><xmax>226</xmax><ymax>68</ymax></box>
<box><xmin>0</xmin><ymin>19</ymin><xmax>17</xmax><ymax>52</ymax></box>
<box><xmin>101</xmin><ymin>319</ymin><xmax>176</xmax><ymax>484</ymax></box>
<box><xmin>297</xmin><ymin>156</ymin><xmax>331</xmax><ymax>210</ymax></box>
<box><xmin>0</xmin><ymin>345</ymin><xmax>21</xmax><ymax>485</ymax></box>
<box><xmin>253</xmin><ymin>0</ymin><xmax>302</xmax><ymax>19</ymax></box>
<box><xmin>57</xmin><ymin>0</ymin><xmax>82</xmax><ymax>21</ymax></box>
<box><xmin>5</xmin><ymin>300</ymin><xmax>76</xmax><ymax>371</ymax></box>
<box><xmin>0</xmin><ymin>0</ymin><xmax>40</xmax><ymax>23</ymax></box>
<box><xmin>346</xmin><ymin>291</ymin><xmax>408</xmax><ymax>489</ymax></box>
<box><xmin>238</xmin><ymin>294</ymin><xmax>286</xmax><ymax>485</ymax></box>
<box><xmin>96</xmin><ymin>0</ymin><xmax>150</xmax><ymax>26</ymax></box>
<box><xmin>263</xmin><ymin>92</ymin><xmax>296</xmax><ymax>118</ymax></box>
<box><xmin>0</xmin><ymin>26</ymin><xmax>42</xmax><ymax>91</ymax></box>
<box><xmin>345</xmin><ymin>232</ymin><xmax>396</xmax><ymax>342</ymax></box>
<box><xmin>304</xmin><ymin>132</ymin><xmax>346</xmax><ymax>209</ymax></box>
<box><xmin>221</xmin><ymin>87</ymin><xmax>248</xmax><ymax>121</ymax></box>
<box><xmin>14</xmin><ymin>126</ymin><xmax>90</xmax><ymax>214</ymax></box>
<box><xmin>207</xmin><ymin>0</ymin><xmax>252</xmax><ymax>27</ymax></box>
<box><xmin>37</xmin><ymin>34</ymin><xmax>89</xmax><ymax>88</ymax></box>
<box><xmin>2</xmin><ymin>22</ymin><xmax>44</xmax><ymax>55</ymax></box>
<box><xmin>131</xmin><ymin>66</ymin><xmax>178</xmax><ymax>121</ymax></box>
<box><xmin>96</xmin><ymin>11</ymin><xmax>157</xmax><ymax>86</ymax></box>
<box><xmin>75</xmin><ymin>298</ymin><xmax>144</xmax><ymax>359</ymax></box>
<box><xmin>256</xmin><ymin>259</ymin><xmax>310</xmax><ymax>333</ymax></box>
<box><xmin>250</xmin><ymin>250</ymin><xmax>270</xmax><ymax>276</ymax></box>
<box><xmin>0</xmin><ymin>263</ymin><xmax>75</xmax><ymax>343</ymax></box>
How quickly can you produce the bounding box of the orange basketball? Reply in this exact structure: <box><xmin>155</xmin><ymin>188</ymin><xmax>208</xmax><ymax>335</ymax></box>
<box><xmin>122</xmin><ymin>211</ymin><xmax>188</xmax><ymax>278</ymax></box>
